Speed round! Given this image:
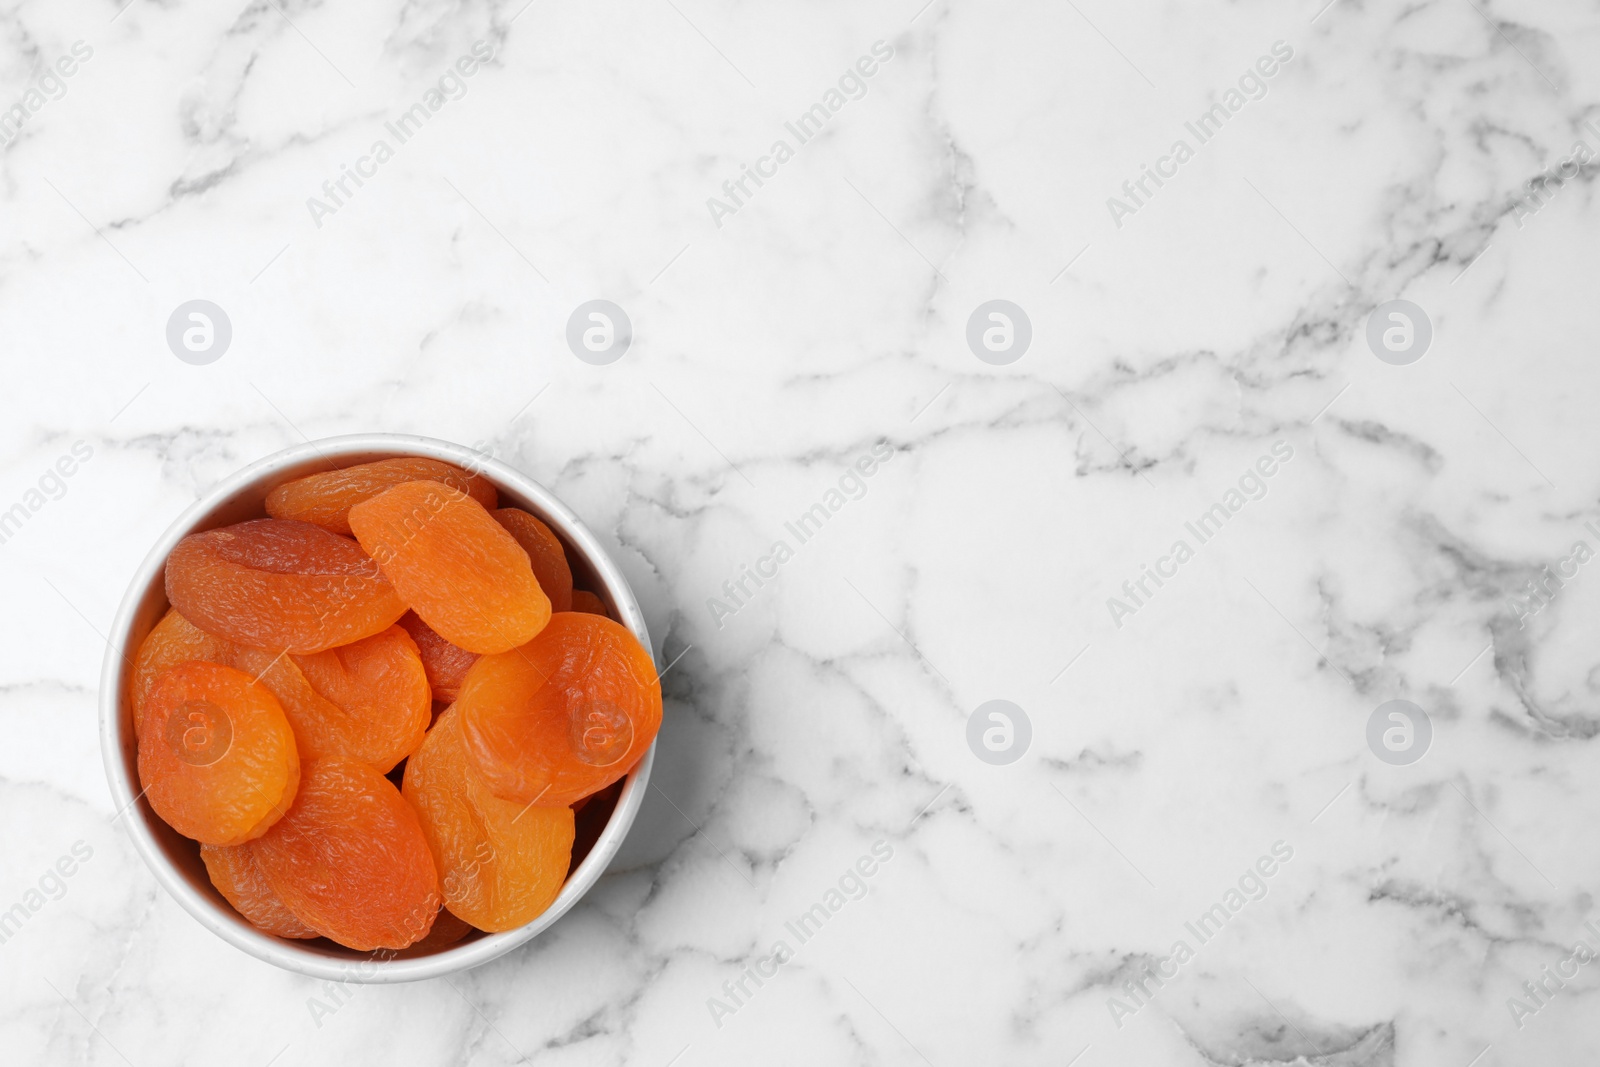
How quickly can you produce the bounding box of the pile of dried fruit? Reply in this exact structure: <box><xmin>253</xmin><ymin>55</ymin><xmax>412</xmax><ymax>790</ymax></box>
<box><xmin>129</xmin><ymin>458</ymin><xmax>661</xmax><ymax>951</ymax></box>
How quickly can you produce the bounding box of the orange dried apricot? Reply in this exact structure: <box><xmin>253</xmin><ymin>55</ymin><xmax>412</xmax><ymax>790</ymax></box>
<box><xmin>403</xmin><ymin>706</ymin><xmax>573</xmax><ymax>932</ymax></box>
<box><xmin>166</xmin><ymin>519</ymin><xmax>407</xmax><ymax>654</ymax></box>
<box><xmin>569</xmin><ymin>591</ymin><xmax>608</xmax><ymax>617</ymax></box>
<box><xmin>228</xmin><ymin>630</ymin><xmax>428</xmax><ymax>774</ymax></box>
<box><xmin>133</xmin><ymin>612</ymin><xmax>425</xmax><ymax>772</ymax></box>
<box><xmin>248</xmin><ymin>757</ymin><xmax>440</xmax><ymax>951</ymax></box>
<box><xmin>138</xmin><ymin>662</ymin><xmax>300</xmax><ymax>846</ymax></box>
<box><xmin>130</xmin><ymin>608</ymin><xmax>232</xmax><ymax>739</ymax></box>
<box><xmin>398</xmin><ymin>611</ymin><xmax>478</xmax><ymax>704</ymax></box>
<box><xmin>201</xmin><ymin>843</ymin><xmax>319</xmax><ymax>939</ymax></box>
<box><xmin>492</xmin><ymin>508</ymin><xmax>574</xmax><ymax>613</ymax></box>
<box><xmin>348</xmin><ymin>481</ymin><xmax>551</xmax><ymax>655</ymax></box>
<box><xmin>457</xmin><ymin>613</ymin><xmax>661</xmax><ymax>807</ymax></box>
<box><xmin>266</xmin><ymin>458</ymin><xmax>497</xmax><ymax>536</ymax></box>
<box><xmin>291</xmin><ymin>625</ymin><xmax>430</xmax><ymax>770</ymax></box>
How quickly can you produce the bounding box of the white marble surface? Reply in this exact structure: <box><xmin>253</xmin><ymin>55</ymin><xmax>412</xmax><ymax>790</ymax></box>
<box><xmin>3</xmin><ymin>0</ymin><xmax>1600</xmax><ymax>1063</ymax></box>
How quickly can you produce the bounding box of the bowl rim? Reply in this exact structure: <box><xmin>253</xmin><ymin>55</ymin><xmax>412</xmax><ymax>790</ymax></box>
<box><xmin>98</xmin><ymin>432</ymin><xmax>655</xmax><ymax>983</ymax></box>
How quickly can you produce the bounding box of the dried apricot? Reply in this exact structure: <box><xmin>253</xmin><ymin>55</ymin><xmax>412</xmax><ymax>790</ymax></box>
<box><xmin>403</xmin><ymin>706</ymin><xmax>573</xmax><ymax>932</ymax></box>
<box><xmin>266</xmin><ymin>458</ymin><xmax>497</xmax><ymax>536</ymax></box>
<box><xmin>411</xmin><ymin>906</ymin><xmax>473</xmax><ymax>948</ymax></box>
<box><xmin>130</xmin><ymin>608</ymin><xmax>232</xmax><ymax>739</ymax></box>
<box><xmin>248</xmin><ymin>757</ymin><xmax>440</xmax><ymax>951</ymax></box>
<box><xmin>292</xmin><ymin>626</ymin><xmax>430</xmax><ymax>770</ymax></box>
<box><xmin>349</xmin><ymin>481</ymin><xmax>551</xmax><ymax>655</ymax></box>
<box><xmin>138</xmin><ymin>662</ymin><xmax>300</xmax><ymax>846</ymax></box>
<box><xmin>492</xmin><ymin>508</ymin><xmax>574</xmax><ymax>613</ymax></box>
<box><xmin>569</xmin><ymin>591</ymin><xmax>608</xmax><ymax>617</ymax></box>
<box><xmin>166</xmin><ymin>519</ymin><xmax>407</xmax><ymax>654</ymax></box>
<box><xmin>226</xmin><ymin>636</ymin><xmax>426</xmax><ymax>775</ymax></box>
<box><xmin>201</xmin><ymin>843</ymin><xmax>319</xmax><ymax>939</ymax></box>
<box><xmin>398</xmin><ymin>611</ymin><xmax>478</xmax><ymax>704</ymax></box>
<box><xmin>457</xmin><ymin>613</ymin><xmax>661</xmax><ymax>807</ymax></box>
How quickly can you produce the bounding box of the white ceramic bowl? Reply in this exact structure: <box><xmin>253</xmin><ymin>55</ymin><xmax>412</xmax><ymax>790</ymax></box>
<box><xmin>98</xmin><ymin>433</ymin><xmax>655</xmax><ymax>983</ymax></box>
